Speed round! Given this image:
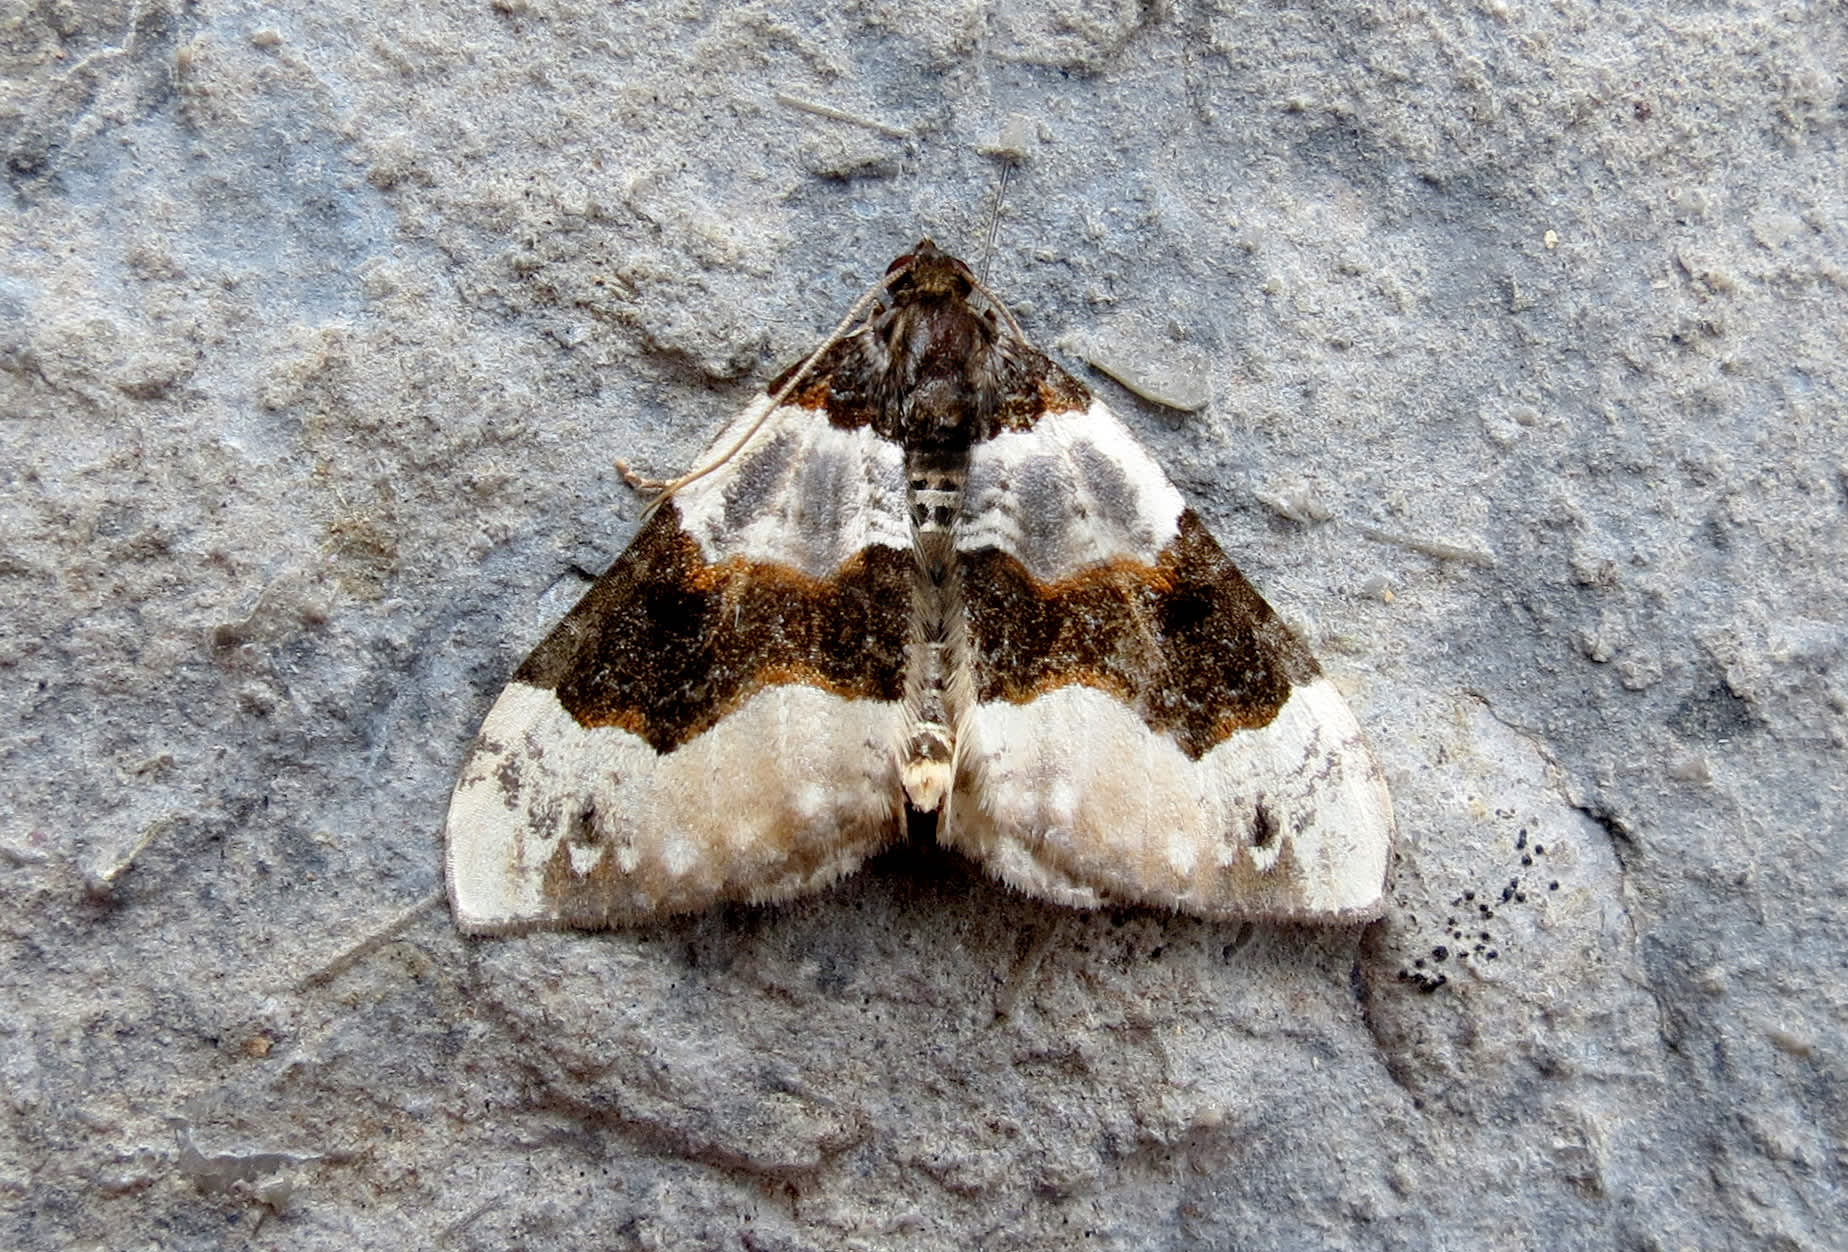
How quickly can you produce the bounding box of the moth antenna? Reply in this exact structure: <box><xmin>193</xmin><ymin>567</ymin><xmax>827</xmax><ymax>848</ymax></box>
<box><xmin>625</xmin><ymin>263</ymin><xmax>908</xmax><ymax>515</ymax></box>
<box><xmin>967</xmin><ymin>268</ymin><xmax>1025</xmax><ymax>344</ymax></box>
<box><xmin>977</xmin><ymin>159</ymin><xmax>1014</xmax><ymax>285</ymax></box>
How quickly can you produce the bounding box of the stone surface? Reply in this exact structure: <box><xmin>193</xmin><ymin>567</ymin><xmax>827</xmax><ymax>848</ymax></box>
<box><xmin>2</xmin><ymin>1</ymin><xmax>1843</xmax><ymax>1248</ymax></box>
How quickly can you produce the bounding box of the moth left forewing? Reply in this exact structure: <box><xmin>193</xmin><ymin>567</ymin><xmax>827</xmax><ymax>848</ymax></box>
<box><xmin>445</xmin><ymin>390</ymin><xmax>914</xmax><ymax>933</ymax></box>
<box><xmin>947</xmin><ymin>395</ymin><xmax>1394</xmax><ymax>921</ymax></box>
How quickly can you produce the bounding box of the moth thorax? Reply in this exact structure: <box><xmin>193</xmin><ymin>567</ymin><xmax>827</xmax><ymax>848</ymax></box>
<box><xmin>887</xmin><ymin>293</ymin><xmax>997</xmax><ymax>439</ymax></box>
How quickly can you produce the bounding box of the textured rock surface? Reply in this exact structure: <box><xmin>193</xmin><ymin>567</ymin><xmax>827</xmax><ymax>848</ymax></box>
<box><xmin>2</xmin><ymin>2</ymin><xmax>1843</xmax><ymax>1248</ymax></box>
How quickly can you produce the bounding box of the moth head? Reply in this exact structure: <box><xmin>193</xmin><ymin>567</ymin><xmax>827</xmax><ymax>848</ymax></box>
<box><xmin>886</xmin><ymin>239</ymin><xmax>977</xmax><ymax>302</ymax></box>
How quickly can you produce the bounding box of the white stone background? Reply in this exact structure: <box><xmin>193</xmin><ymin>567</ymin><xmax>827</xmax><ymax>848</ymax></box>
<box><xmin>2</xmin><ymin>1</ymin><xmax>1843</xmax><ymax>1248</ymax></box>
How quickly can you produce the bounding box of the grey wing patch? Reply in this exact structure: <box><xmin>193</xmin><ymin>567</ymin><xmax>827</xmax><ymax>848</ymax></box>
<box><xmin>959</xmin><ymin>399</ymin><xmax>1186</xmax><ymax>576</ymax></box>
<box><xmin>672</xmin><ymin>397</ymin><xmax>910</xmax><ymax>576</ymax></box>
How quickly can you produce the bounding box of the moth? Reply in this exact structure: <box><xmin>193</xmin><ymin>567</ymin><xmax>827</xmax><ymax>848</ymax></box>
<box><xmin>445</xmin><ymin>241</ymin><xmax>1393</xmax><ymax>931</ymax></box>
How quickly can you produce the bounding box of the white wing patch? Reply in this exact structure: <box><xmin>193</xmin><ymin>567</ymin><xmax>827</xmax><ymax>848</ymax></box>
<box><xmin>946</xmin><ymin>679</ymin><xmax>1392</xmax><ymax>920</ymax></box>
<box><xmin>447</xmin><ymin>683</ymin><xmax>904</xmax><ymax>932</ymax></box>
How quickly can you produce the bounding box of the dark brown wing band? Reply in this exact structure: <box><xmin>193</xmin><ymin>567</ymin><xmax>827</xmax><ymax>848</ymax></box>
<box><xmin>516</xmin><ymin>504</ymin><xmax>911</xmax><ymax>753</ymax></box>
<box><xmin>960</xmin><ymin>510</ymin><xmax>1321</xmax><ymax>760</ymax></box>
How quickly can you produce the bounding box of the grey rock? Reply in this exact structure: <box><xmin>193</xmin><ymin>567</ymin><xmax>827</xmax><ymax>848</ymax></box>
<box><xmin>2</xmin><ymin>2</ymin><xmax>1842</xmax><ymax>1249</ymax></box>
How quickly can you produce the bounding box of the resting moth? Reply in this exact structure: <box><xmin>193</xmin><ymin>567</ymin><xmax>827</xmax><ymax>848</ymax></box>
<box><xmin>445</xmin><ymin>241</ymin><xmax>1393</xmax><ymax>932</ymax></box>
